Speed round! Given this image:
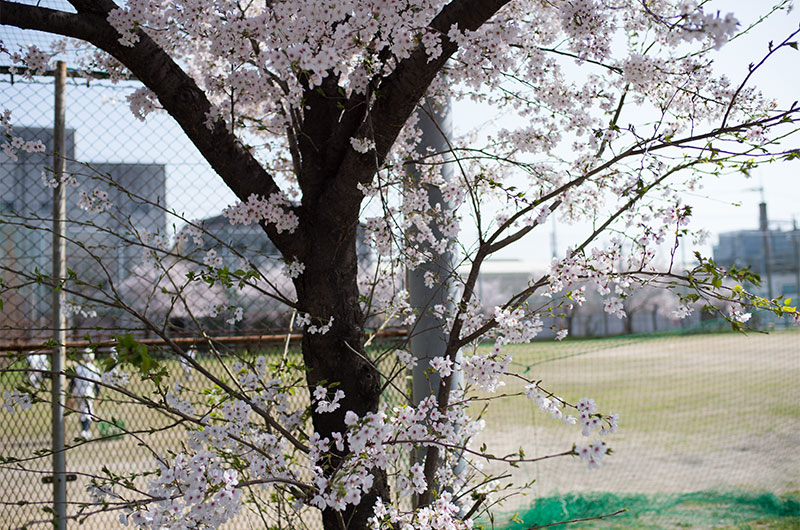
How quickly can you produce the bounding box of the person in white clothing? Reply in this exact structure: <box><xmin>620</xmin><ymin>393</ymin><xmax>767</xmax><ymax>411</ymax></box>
<box><xmin>25</xmin><ymin>351</ymin><xmax>49</xmax><ymax>387</ymax></box>
<box><xmin>70</xmin><ymin>349</ymin><xmax>100</xmax><ymax>441</ymax></box>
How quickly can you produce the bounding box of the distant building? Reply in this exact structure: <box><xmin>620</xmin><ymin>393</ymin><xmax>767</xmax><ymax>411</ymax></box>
<box><xmin>176</xmin><ymin>213</ymin><xmax>282</xmax><ymax>262</ymax></box>
<box><xmin>175</xmin><ymin>213</ymin><xmax>373</xmax><ymax>267</ymax></box>
<box><xmin>0</xmin><ymin>127</ymin><xmax>166</xmax><ymax>340</ymax></box>
<box><xmin>155</xmin><ymin>214</ymin><xmax>374</xmax><ymax>331</ymax></box>
<box><xmin>168</xmin><ymin>214</ymin><xmax>291</xmax><ymax>331</ymax></box>
<box><xmin>713</xmin><ymin>203</ymin><xmax>800</xmax><ymax>297</ymax></box>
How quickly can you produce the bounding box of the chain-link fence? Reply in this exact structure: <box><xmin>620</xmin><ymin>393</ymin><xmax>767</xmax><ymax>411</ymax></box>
<box><xmin>0</xmin><ymin>68</ymin><xmax>300</xmax><ymax>340</ymax></box>
<box><xmin>474</xmin><ymin>325</ymin><xmax>800</xmax><ymax>527</ymax></box>
<box><xmin>0</xmin><ymin>66</ymin><xmax>324</xmax><ymax>528</ymax></box>
<box><xmin>1</xmin><ymin>43</ymin><xmax>799</xmax><ymax>530</ymax></box>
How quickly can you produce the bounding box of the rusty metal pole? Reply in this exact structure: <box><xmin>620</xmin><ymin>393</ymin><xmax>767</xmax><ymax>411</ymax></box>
<box><xmin>51</xmin><ymin>60</ymin><xmax>68</xmax><ymax>530</ymax></box>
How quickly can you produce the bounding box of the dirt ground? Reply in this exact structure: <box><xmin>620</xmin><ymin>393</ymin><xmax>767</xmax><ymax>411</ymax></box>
<box><xmin>2</xmin><ymin>330</ymin><xmax>798</xmax><ymax>528</ymax></box>
<box><xmin>472</xmin><ymin>331</ymin><xmax>800</xmax><ymax>512</ymax></box>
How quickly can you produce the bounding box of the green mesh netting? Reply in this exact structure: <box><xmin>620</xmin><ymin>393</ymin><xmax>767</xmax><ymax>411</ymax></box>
<box><xmin>491</xmin><ymin>491</ymin><xmax>800</xmax><ymax>529</ymax></box>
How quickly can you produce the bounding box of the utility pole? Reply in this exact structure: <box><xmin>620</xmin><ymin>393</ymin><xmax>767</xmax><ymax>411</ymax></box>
<box><xmin>51</xmin><ymin>60</ymin><xmax>68</xmax><ymax>530</ymax></box>
<box><xmin>407</xmin><ymin>98</ymin><xmax>456</xmax><ymax>407</ymax></box>
<box><xmin>759</xmin><ymin>201</ymin><xmax>774</xmax><ymax>299</ymax></box>
<box><xmin>406</xmin><ymin>99</ymin><xmax>466</xmax><ymax>506</ymax></box>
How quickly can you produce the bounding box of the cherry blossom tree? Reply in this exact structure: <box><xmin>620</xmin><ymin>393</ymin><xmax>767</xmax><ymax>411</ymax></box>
<box><xmin>2</xmin><ymin>1</ymin><xmax>800</xmax><ymax>529</ymax></box>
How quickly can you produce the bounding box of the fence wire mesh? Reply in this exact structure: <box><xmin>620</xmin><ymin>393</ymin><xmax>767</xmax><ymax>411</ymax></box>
<box><xmin>474</xmin><ymin>327</ymin><xmax>800</xmax><ymax>527</ymax></box>
<box><xmin>0</xmin><ymin>69</ymin><xmax>325</xmax><ymax>529</ymax></box>
<box><xmin>1</xmin><ymin>56</ymin><xmax>799</xmax><ymax>530</ymax></box>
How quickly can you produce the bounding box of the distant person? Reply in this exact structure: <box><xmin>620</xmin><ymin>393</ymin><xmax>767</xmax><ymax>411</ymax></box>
<box><xmin>181</xmin><ymin>345</ymin><xmax>197</xmax><ymax>379</ymax></box>
<box><xmin>25</xmin><ymin>351</ymin><xmax>49</xmax><ymax>387</ymax></box>
<box><xmin>69</xmin><ymin>349</ymin><xmax>100</xmax><ymax>441</ymax></box>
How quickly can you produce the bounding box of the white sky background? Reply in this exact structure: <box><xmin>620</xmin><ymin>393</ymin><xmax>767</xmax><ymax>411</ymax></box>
<box><xmin>1</xmin><ymin>1</ymin><xmax>798</xmax><ymax>269</ymax></box>
<box><xmin>453</xmin><ymin>1</ymin><xmax>800</xmax><ymax>269</ymax></box>
<box><xmin>655</xmin><ymin>1</ymin><xmax>800</xmax><ymax>263</ymax></box>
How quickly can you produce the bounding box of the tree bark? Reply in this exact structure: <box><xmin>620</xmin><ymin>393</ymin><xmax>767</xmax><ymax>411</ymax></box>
<box><xmin>295</xmin><ymin>210</ymin><xmax>388</xmax><ymax>529</ymax></box>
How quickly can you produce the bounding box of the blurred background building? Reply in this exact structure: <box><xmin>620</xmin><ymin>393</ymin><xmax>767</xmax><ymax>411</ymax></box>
<box><xmin>713</xmin><ymin>202</ymin><xmax>800</xmax><ymax>299</ymax></box>
<box><xmin>0</xmin><ymin>126</ymin><xmax>166</xmax><ymax>341</ymax></box>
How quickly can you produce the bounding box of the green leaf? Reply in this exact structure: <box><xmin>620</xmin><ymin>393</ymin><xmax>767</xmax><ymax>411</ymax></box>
<box><xmin>113</xmin><ymin>333</ymin><xmax>163</xmax><ymax>383</ymax></box>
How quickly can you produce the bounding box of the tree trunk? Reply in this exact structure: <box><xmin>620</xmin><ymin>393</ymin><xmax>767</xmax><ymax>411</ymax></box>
<box><xmin>295</xmin><ymin>214</ymin><xmax>388</xmax><ymax>529</ymax></box>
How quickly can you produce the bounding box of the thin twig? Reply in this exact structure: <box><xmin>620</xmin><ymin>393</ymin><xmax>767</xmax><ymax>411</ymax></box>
<box><xmin>526</xmin><ymin>508</ymin><xmax>628</xmax><ymax>529</ymax></box>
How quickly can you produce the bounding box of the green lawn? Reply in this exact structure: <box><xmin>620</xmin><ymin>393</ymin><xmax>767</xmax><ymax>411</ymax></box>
<box><xmin>2</xmin><ymin>330</ymin><xmax>799</xmax><ymax>528</ymax></box>
<box><xmin>471</xmin><ymin>329</ymin><xmax>800</xmax><ymax>528</ymax></box>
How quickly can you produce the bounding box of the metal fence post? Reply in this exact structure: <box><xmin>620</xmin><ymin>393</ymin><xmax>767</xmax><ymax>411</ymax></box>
<box><xmin>51</xmin><ymin>60</ymin><xmax>68</xmax><ymax>530</ymax></box>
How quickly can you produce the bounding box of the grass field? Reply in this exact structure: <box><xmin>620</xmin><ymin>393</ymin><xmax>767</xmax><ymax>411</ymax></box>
<box><xmin>2</xmin><ymin>329</ymin><xmax>799</xmax><ymax>528</ymax></box>
<box><xmin>0</xmin><ymin>350</ymin><xmax>321</xmax><ymax>529</ymax></box>
<box><xmin>471</xmin><ymin>329</ymin><xmax>800</xmax><ymax>528</ymax></box>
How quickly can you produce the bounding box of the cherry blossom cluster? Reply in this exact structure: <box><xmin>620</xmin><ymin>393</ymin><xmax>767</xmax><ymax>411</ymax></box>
<box><xmin>525</xmin><ymin>384</ymin><xmax>577</xmax><ymax>425</ymax></box>
<box><xmin>672</xmin><ymin>2</ymin><xmax>739</xmax><ymax>49</ymax></box>
<box><xmin>2</xmin><ymin>135</ymin><xmax>45</xmax><ymax>161</ymax></box>
<box><xmin>546</xmin><ymin>240</ymin><xmax>651</xmax><ymax>311</ymax></box>
<box><xmin>41</xmin><ymin>170</ymin><xmax>79</xmax><ymax>189</ymax></box>
<box><xmin>202</xmin><ymin>249</ymin><xmax>223</xmax><ymax>268</ymax></box>
<box><xmin>402</xmin><ymin>190</ymin><xmax>454</xmax><ymax>268</ymax></box>
<box><xmin>369</xmin><ymin>492</ymin><xmax>471</xmax><ymax>529</ymax></box>
<box><xmin>429</xmin><ymin>356</ymin><xmax>453</xmax><ymax>378</ymax></box>
<box><xmin>392</xmin><ymin>351</ymin><xmax>416</xmax><ymax>373</ymax></box>
<box><xmin>313</xmin><ymin>392</ymin><xmax>480</xmax><ymax>509</ymax></box>
<box><xmin>222</xmin><ymin>193</ymin><xmax>299</xmax><ymax>234</ymax></box>
<box><xmin>363</xmin><ymin>216</ymin><xmax>395</xmax><ymax>256</ymax></box>
<box><xmin>77</xmin><ymin>189</ymin><xmax>113</xmax><ymax>214</ymax></box>
<box><xmin>226</xmin><ymin>306</ymin><xmax>244</xmax><ymax>325</ymax></box>
<box><xmin>558</xmin><ymin>1</ymin><xmax>615</xmax><ymax>59</ymax></box>
<box><xmin>728</xmin><ymin>303</ymin><xmax>752</xmax><ymax>324</ymax></box>
<box><xmin>1</xmin><ymin>108</ymin><xmax>11</xmax><ymax>131</ymax></box>
<box><xmin>313</xmin><ymin>385</ymin><xmax>345</xmax><ymax>414</ymax></box>
<box><xmin>358</xmin><ymin>271</ymin><xmax>415</xmax><ymax>326</ymax></box>
<box><xmin>493</xmin><ymin>306</ymin><xmax>544</xmax><ymax>345</ymax></box>
<box><xmin>524</xmin><ymin>386</ymin><xmax>619</xmax><ymax>469</ymax></box>
<box><xmin>603</xmin><ymin>297</ymin><xmax>626</xmax><ymax>320</ymax></box>
<box><xmin>137</xmin><ymin>229</ymin><xmax>173</xmax><ymax>269</ymax></box>
<box><xmin>671</xmin><ymin>304</ymin><xmax>694</xmax><ymax>319</ymax></box>
<box><xmin>2</xmin><ymin>109</ymin><xmax>46</xmax><ymax>162</ymax></box>
<box><xmin>2</xmin><ymin>390</ymin><xmax>32</xmax><ymax>413</ymax></box>
<box><xmin>64</xmin><ymin>300</ymin><xmax>98</xmax><ymax>319</ymax></box>
<box><xmin>6</xmin><ymin>45</ymin><xmax>51</xmax><ymax>78</ymax></box>
<box><xmin>350</xmin><ymin>137</ymin><xmax>376</xmax><ymax>154</ymax></box>
<box><xmin>575</xmin><ymin>441</ymin><xmax>609</xmax><ymax>470</ymax></box>
<box><xmin>100</xmin><ymin>368</ymin><xmax>130</xmax><ymax>387</ymax></box>
<box><xmin>127</xmin><ymin>87</ymin><xmax>161</xmax><ymax>121</ymax></box>
<box><xmin>295</xmin><ymin>313</ymin><xmax>335</xmax><ymax>335</ymax></box>
<box><xmin>105</xmin><ymin>0</ymin><xmax>451</xmax><ymax>112</ymax></box>
<box><xmin>455</xmin><ymin>294</ymin><xmax>488</xmax><ymax>340</ymax></box>
<box><xmin>122</xmin><ymin>451</ymin><xmax>242</xmax><ymax>528</ymax></box>
<box><xmin>461</xmin><ymin>346</ymin><xmax>512</xmax><ymax>393</ymax></box>
<box><xmin>282</xmin><ymin>259</ymin><xmax>305</xmax><ymax>279</ymax></box>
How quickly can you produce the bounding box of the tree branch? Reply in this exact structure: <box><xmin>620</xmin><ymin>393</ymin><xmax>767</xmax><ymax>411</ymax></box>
<box><xmin>333</xmin><ymin>0</ymin><xmax>512</xmax><ymax>209</ymax></box>
<box><xmin>1</xmin><ymin>0</ymin><xmax>302</xmax><ymax>257</ymax></box>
